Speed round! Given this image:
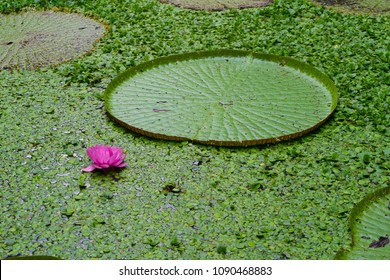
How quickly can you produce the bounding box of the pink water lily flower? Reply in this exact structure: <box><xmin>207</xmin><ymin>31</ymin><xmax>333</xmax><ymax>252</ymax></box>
<box><xmin>82</xmin><ymin>144</ymin><xmax>127</xmax><ymax>172</ymax></box>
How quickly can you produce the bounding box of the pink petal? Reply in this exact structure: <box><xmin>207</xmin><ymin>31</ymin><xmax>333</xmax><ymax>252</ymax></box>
<box><xmin>94</xmin><ymin>153</ymin><xmax>104</xmax><ymax>165</ymax></box>
<box><xmin>109</xmin><ymin>152</ymin><xmax>123</xmax><ymax>166</ymax></box>
<box><xmin>86</xmin><ymin>147</ymin><xmax>95</xmax><ymax>159</ymax></box>
<box><xmin>82</xmin><ymin>164</ymin><xmax>97</xmax><ymax>172</ymax></box>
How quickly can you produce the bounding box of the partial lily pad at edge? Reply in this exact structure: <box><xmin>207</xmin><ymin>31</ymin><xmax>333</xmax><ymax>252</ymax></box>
<box><xmin>0</xmin><ymin>10</ymin><xmax>106</xmax><ymax>70</ymax></box>
<box><xmin>105</xmin><ymin>50</ymin><xmax>338</xmax><ymax>147</ymax></box>
<box><xmin>159</xmin><ymin>0</ymin><xmax>273</xmax><ymax>11</ymax></box>
<box><xmin>335</xmin><ymin>186</ymin><xmax>390</xmax><ymax>260</ymax></box>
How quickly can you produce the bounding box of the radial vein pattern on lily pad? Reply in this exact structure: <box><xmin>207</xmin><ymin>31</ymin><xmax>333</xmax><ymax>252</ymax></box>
<box><xmin>105</xmin><ymin>50</ymin><xmax>338</xmax><ymax>146</ymax></box>
<box><xmin>335</xmin><ymin>186</ymin><xmax>390</xmax><ymax>260</ymax></box>
<box><xmin>0</xmin><ymin>11</ymin><xmax>106</xmax><ymax>70</ymax></box>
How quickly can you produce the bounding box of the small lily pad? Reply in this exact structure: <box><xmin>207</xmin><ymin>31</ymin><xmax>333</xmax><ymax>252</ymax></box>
<box><xmin>105</xmin><ymin>50</ymin><xmax>338</xmax><ymax>146</ymax></box>
<box><xmin>0</xmin><ymin>11</ymin><xmax>106</xmax><ymax>70</ymax></box>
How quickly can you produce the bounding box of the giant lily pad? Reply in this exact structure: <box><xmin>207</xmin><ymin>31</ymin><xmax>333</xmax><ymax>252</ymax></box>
<box><xmin>335</xmin><ymin>186</ymin><xmax>390</xmax><ymax>259</ymax></box>
<box><xmin>159</xmin><ymin>0</ymin><xmax>273</xmax><ymax>10</ymax></box>
<box><xmin>0</xmin><ymin>11</ymin><xmax>106</xmax><ymax>70</ymax></box>
<box><xmin>105</xmin><ymin>50</ymin><xmax>338</xmax><ymax>147</ymax></box>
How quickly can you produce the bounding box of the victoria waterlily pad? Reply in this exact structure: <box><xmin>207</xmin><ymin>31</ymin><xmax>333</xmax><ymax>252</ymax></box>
<box><xmin>159</xmin><ymin>0</ymin><xmax>273</xmax><ymax>10</ymax></box>
<box><xmin>335</xmin><ymin>186</ymin><xmax>390</xmax><ymax>259</ymax></box>
<box><xmin>0</xmin><ymin>11</ymin><xmax>106</xmax><ymax>70</ymax></box>
<box><xmin>105</xmin><ymin>50</ymin><xmax>338</xmax><ymax>146</ymax></box>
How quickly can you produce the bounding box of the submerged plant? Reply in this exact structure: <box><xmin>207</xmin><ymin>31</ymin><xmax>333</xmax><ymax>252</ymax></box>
<box><xmin>82</xmin><ymin>144</ymin><xmax>127</xmax><ymax>172</ymax></box>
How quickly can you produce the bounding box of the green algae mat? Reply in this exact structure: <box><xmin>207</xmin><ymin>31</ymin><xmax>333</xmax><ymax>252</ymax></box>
<box><xmin>105</xmin><ymin>50</ymin><xmax>338</xmax><ymax>146</ymax></box>
<box><xmin>0</xmin><ymin>11</ymin><xmax>106</xmax><ymax>70</ymax></box>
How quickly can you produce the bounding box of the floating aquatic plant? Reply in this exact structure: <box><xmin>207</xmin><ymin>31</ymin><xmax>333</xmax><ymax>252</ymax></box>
<box><xmin>105</xmin><ymin>50</ymin><xmax>338</xmax><ymax>146</ymax></box>
<box><xmin>82</xmin><ymin>144</ymin><xmax>127</xmax><ymax>172</ymax></box>
<box><xmin>0</xmin><ymin>11</ymin><xmax>106</xmax><ymax>70</ymax></box>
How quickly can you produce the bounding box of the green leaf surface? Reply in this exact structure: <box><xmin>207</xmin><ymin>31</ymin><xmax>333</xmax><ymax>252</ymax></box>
<box><xmin>159</xmin><ymin>0</ymin><xmax>273</xmax><ymax>10</ymax></box>
<box><xmin>0</xmin><ymin>11</ymin><xmax>106</xmax><ymax>70</ymax></box>
<box><xmin>105</xmin><ymin>50</ymin><xmax>338</xmax><ymax>146</ymax></box>
<box><xmin>336</xmin><ymin>186</ymin><xmax>390</xmax><ymax>260</ymax></box>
